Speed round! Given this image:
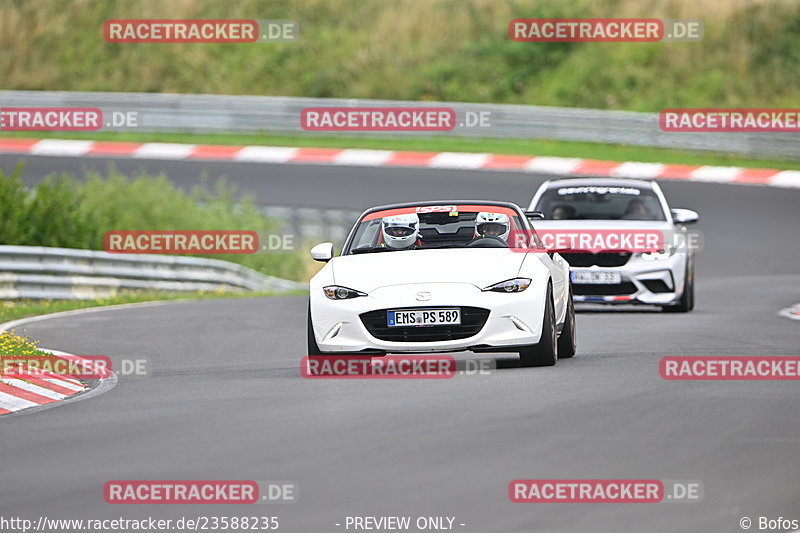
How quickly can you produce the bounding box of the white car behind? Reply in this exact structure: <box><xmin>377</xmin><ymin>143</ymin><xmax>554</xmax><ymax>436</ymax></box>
<box><xmin>528</xmin><ymin>178</ymin><xmax>699</xmax><ymax>312</ymax></box>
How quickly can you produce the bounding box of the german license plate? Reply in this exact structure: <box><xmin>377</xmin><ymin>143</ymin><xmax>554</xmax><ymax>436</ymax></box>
<box><xmin>571</xmin><ymin>271</ymin><xmax>622</xmax><ymax>284</ymax></box>
<box><xmin>387</xmin><ymin>308</ymin><xmax>461</xmax><ymax>327</ymax></box>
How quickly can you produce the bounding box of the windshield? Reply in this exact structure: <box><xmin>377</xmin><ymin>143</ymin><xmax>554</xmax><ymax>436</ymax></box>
<box><xmin>344</xmin><ymin>204</ymin><xmax>525</xmax><ymax>254</ymax></box>
<box><xmin>535</xmin><ymin>185</ymin><xmax>666</xmax><ymax>221</ymax></box>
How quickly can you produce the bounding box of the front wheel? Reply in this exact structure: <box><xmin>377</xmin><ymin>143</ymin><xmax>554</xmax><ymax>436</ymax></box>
<box><xmin>662</xmin><ymin>259</ymin><xmax>694</xmax><ymax>313</ymax></box>
<box><xmin>557</xmin><ymin>286</ymin><xmax>577</xmax><ymax>358</ymax></box>
<box><xmin>307</xmin><ymin>304</ymin><xmax>327</xmax><ymax>356</ymax></box>
<box><xmin>519</xmin><ymin>285</ymin><xmax>557</xmax><ymax>367</ymax></box>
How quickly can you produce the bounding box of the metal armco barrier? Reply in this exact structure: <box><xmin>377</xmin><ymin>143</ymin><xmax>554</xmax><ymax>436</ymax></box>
<box><xmin>1</xmin><ymin>91</ymin><xmax>799</xmax><ymax>159</ymax></box>
<box><xmin>0</xmin><ymin>245</ymin><xmax>305</xmax><ymax>300</ymax></box>
<box><xmin>262</xmin><ymin>205</ymin><xmax>360</xmax><ymax>245</ymax></box>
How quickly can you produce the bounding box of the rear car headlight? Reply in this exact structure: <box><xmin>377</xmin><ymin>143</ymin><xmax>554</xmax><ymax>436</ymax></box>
<box><xmin>483</xmin><ymin>277</ymin><xmax>531</xmax><ymax>293</ymax></box>
<box><xmin>323</xmin><ymin>285</ymin><xmax>367</xmax><ymax>300</ymax></box>
<box><xmin>641</xmin><ymin>247</ymin><xmax>676</xmax><ymax>261</ymax></box>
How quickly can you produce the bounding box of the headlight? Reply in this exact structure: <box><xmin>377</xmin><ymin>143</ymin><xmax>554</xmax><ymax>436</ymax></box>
<box><xmin>483</xmin><ymin>277</ymin><xmax>531</xmax><ymax>293</ymax></box>
<box><xmin>323</xmin><ymin>285</ymin><xmax>367</xmax><ymax>300</ymax></box>
<box><xmin>641</xmin><ymin>247</ymin><xmax>676</xmax><ymax>261</ymax></box>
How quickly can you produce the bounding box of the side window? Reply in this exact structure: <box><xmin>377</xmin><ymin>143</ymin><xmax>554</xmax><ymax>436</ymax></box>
<box><xmin>515</xmin><ymin>214</ymin><xmax>544</xmax><ymax>249</ymax></box>
<box><xmin>347</xmin><ymin>220</ymin><xmax>380</xmax><ymax>252</ymax></box>
<box><xmin>529</xmin><ymin>227</ymin><xmax>545</xmax><ymax>249</ymax></box>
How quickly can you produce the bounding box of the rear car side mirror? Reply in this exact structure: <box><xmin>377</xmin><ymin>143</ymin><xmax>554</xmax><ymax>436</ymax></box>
<box><xmin>671</xmin><ymin>208</ymin><xmax>699</xmax><ymax>225</ymax></box>
<box><xmin>524</xmin><ymin>210</ymin><xmax>545</xmax><ymax>219</ymax></box>
<box><xmin>310</xmin><ymin>242</ymin><xmax>334</xmax><ymax>262</ymax></box>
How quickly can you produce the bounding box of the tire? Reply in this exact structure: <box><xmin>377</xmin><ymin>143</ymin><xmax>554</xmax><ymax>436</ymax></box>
<box><xmin>557</xmin><ymin>286</ymin><xmax>577</xmax><ymax>358</ymax></box>
<box><xmin>519</xmin><ymin>284</ymin><xmax>558</xmax><ymax>367</ymax></box>
<box><xmin>662</xmin><ymin>258</ymin><xmax>694</xmax><ymax>313</ymax></box>
<box><xmin>307</xmin><ymin>304</ymin><xmax>327</xmax><ymax>356</ymax></box>
<box><xmin>307</xmin><ymin>305</ymin><xmax>341</xmax><ymax>376</ymax></box>
<box><xmin>307</xmin><ymin>306</ymin><xmax>376</xmax><ymax>377</ymax></box>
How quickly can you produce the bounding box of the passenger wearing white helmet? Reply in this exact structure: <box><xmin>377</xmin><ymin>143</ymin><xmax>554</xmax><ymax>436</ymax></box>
<box><xmin>381</xmin><ymin>213</ymin><xmax>420</xmax><ymax>250</ymax></box>
<box><xmin>474</xmin><ymin>212</ymin><xmax>510</xmax><ymax>242</ymax></box>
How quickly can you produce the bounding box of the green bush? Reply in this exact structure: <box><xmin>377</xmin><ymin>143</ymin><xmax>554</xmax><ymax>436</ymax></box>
<box><xmin>0</xmin><ymin>162</ymin><xmax>27</xmax><ymax>245</ymax></box>
<box><xmin>0</xmin><ymin>165</ymin><xmax>307</xmax><ymax>281</ymax></box>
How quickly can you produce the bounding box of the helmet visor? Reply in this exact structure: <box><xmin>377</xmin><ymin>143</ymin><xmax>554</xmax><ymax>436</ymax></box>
<box><xmin>385</xmin><ymin>226</ymin><xmax>415</xmax><ymax>238</ymax></box>
<box><xmin>478</xmin><ymin>222</ymin><xmax>506</xmax><ymax>236</ymax></box>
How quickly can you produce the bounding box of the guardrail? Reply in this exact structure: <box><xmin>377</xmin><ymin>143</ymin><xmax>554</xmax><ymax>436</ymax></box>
<box><xmin>262</xmin><ymin>205</ymin><xmax>360</xmax><ymax>245</ymax></box>
<box><xmin>2</xmin><ymin>90</ymin><xmax>799</xmax><ymax>159</ymax></box>
<box><xmin>0</xmin><ymin>245</ymin><xmax>305</xmax><ymax>300</ymax></box>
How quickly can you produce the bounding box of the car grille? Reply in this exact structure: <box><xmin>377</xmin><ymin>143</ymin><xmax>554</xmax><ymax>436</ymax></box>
<box><xmin>360</xmin><ymin>306</ymin><xmax>490</xmax><ymax>342</ymax></box>
<box><xmin>572</xmin><ymin>282</ymin><xmax>637</xmax><ymax>296</ymax></box>
<box><xmin>560</xmin><ymin>251</ymin><xmax>632</xmax><ymax>267</ymax></box>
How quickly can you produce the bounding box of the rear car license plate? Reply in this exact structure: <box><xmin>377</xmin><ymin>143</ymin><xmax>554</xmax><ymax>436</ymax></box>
<box><xmin>387</xmin><ymin>308</ymin><xmax>461</xmax><ymax>327</ymax></box>
<box><xmin>571</xmin><ymin>271</ymin><xmax>622</xmax><ymax>284</ymax></box>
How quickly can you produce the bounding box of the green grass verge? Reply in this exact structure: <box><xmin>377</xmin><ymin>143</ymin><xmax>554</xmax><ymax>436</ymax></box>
<box><xmin>3</xmin><ymin>130</ymin><xmax>800</xmax><ymax>170</ymax></box>
<box><xmin>0</xmin><ymin>289</ymin><xmax>306</xmax><ymax>325</ymax></box>
<box><xmin>0</xmin><ymin>329</ymin><xmax>51</xmax><ymax>357</ymax></box>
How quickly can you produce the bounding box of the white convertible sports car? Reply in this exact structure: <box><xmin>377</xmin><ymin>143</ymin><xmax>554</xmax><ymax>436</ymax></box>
<box><xmin>308</xmin><ymin>201</ymin><xmax>576</xmax><ymax>367</ymax></box>
<box><xmin>528</xmin><ymin>178</ymin><xmax>699</xmax><ymax>312</ymax></box>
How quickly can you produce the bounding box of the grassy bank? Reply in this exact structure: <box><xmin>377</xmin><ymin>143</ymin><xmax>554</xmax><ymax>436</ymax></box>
<box><xmin>1</xmin><ymin>0</ymin><xmax>799</xmax><ymax>110</ymax></box>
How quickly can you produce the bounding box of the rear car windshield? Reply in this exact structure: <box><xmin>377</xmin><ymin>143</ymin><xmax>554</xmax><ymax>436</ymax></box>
<box><xmin>534</xmin><ymin>185</ymin><xmax>666</xmax><ymax>221</ymax></box>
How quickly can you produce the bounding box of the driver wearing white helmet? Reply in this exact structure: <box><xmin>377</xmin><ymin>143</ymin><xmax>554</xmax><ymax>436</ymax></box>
<box><xmin>380</xmin><ymin>213</ymin><xmax>420</xmax><ymax>250</ymax></box>
<box><xmin>474</xmin><ymin>212</ymin><xmax>510</xmax><ymax>242</ymax></box>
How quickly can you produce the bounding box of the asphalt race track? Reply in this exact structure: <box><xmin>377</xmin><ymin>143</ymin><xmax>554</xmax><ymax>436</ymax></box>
<box><xmin>1</xmin><ymin>153</ymin><xmax>799</xmax><ymax>532</ymax></box>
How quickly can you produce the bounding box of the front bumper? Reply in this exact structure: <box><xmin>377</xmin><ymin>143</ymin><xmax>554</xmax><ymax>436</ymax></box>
<box><xmin>310</xmin><ymin>282</ymin><xmax>547</xmax><ymax>353</ymax></box>
<box><xmin>570</xmin><ymin>253</ymin><xmax>688</xmax><ymax>306</ymax></box>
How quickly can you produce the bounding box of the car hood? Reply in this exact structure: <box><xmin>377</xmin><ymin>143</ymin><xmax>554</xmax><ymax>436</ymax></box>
<box><xmin>532</xmin><ymin>220</ymin><xmax>673</xmax><ymax>231</ymax></box>
<box><xmin>531</xmin><ymin>219</ymin><xmax>677</xmax><ymax>249</ymax></box>
<box><xmin>330</xmin><ymin>249</ymin><xmax>527</xmax><ymax>292</ymax></box>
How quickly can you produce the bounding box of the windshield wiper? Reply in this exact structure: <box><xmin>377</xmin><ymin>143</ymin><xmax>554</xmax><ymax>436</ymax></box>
<box><xmin>349</xmin><ymin>247</ymin><xmax>394</xmax><ymax>254</ymax></box>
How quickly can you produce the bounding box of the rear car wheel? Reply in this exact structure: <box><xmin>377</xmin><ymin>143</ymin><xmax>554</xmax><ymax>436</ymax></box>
<box><xmin>519</xmin><ymin>284</ymin><xmax>557</xmax><ymax>367</ymax></box>
<box><xmin>557</xmin><ymin>286</ymin><xmax>577</xmax><ymax>358</ymax></box>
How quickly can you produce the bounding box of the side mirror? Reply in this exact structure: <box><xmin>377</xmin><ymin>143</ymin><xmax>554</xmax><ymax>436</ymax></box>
<box><xmin>547</xmin><ymin>247</ymin><xmax>572</xmax><ymax>259</ymax></box>
<box><xmin>671</xmin><ymin>208</ymin><xmax>699</xmax><ymax>225</ymax></box>
<box><xmin>310</xmin><ymin>242</ymin><xmax>334</xmax><ymax>262</ymax></box>
<box><xmin>524</xmin><ymin>210</ymin><xmax>545</xmax><ymax>220</ymax></box>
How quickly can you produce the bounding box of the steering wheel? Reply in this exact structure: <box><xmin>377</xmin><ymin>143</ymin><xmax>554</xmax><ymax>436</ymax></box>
<box><xmin>467</xmin><ymin>237</ymin><xmax>508</xmax><ymax>248</ymax></box>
